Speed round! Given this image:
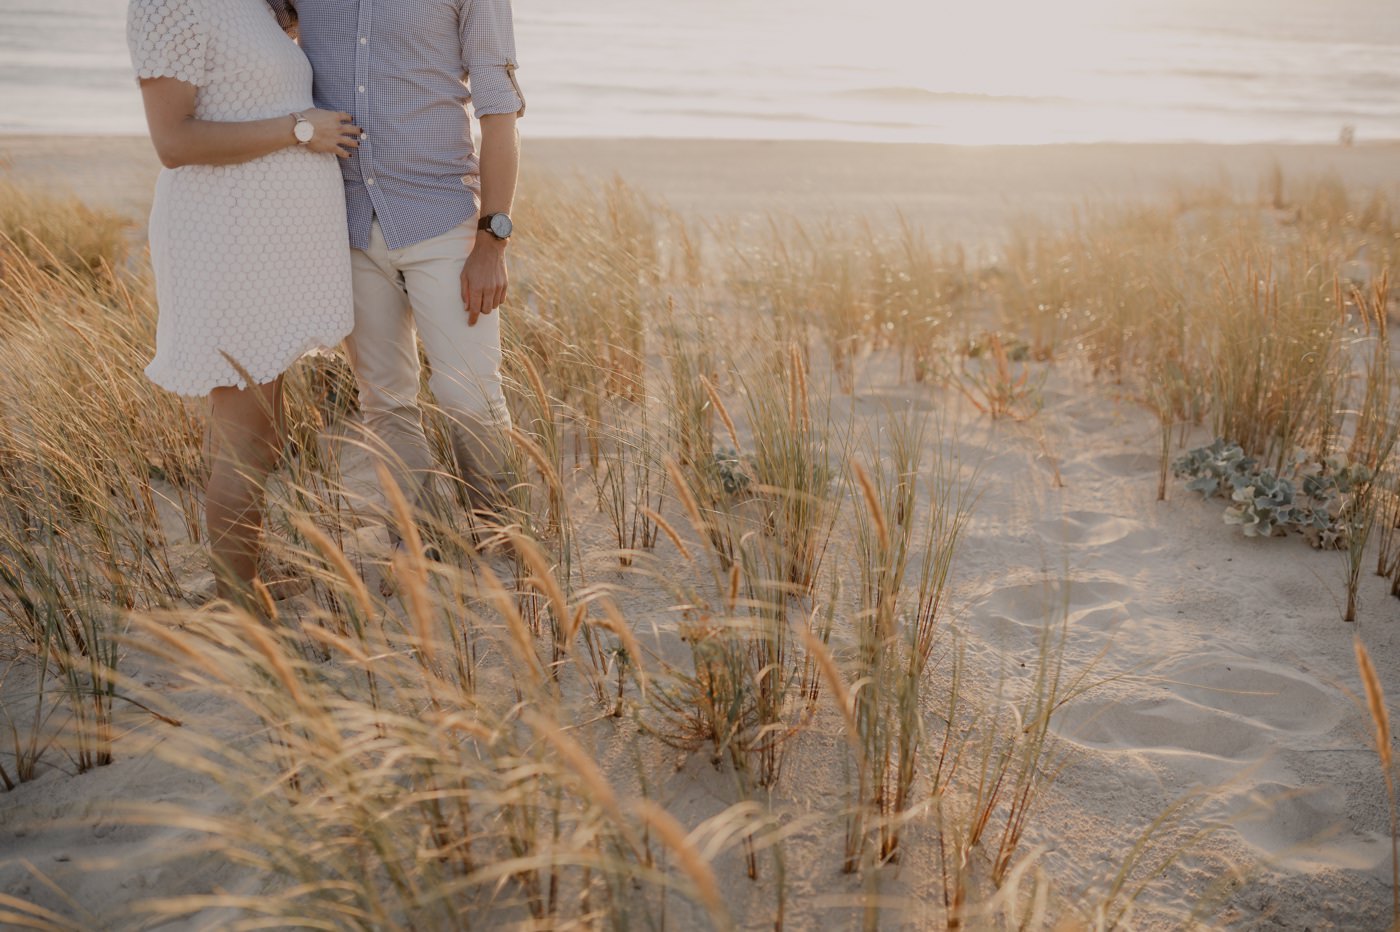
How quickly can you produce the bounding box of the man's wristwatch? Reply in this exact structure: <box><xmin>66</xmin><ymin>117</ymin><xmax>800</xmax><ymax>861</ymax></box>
<box><xmin>478</xmin><ymin>212</ymin><xmax>513</xmax><ymax>241</ymax></box>
<box><xmin>292</xmin><ymin>112</ymin><xmax>314</xmax><ymax>145</ymax></box>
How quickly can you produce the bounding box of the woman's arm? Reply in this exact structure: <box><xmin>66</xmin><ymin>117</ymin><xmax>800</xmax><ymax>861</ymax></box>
<box><xmin>139</xmin><ymin>76</ymin><xmax>359</xmax><ymax>169</ymax></box>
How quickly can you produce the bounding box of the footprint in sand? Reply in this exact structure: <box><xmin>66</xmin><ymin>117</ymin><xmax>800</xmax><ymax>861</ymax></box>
<box><xmin>973</xmin><ymin>576</ymin><xmax>1137</xmax><ymax>645</ymax></box>
<box><xmin>1232</xmin><ymin>782</ymin><xmax>1390</xmax><ymax>872</ymax></box>
<box><xmin>1053</xmin><ymin>696</ymin><xmax>1267</xmax><ymax>761</ymax></box>
<box><xmin>1163</xmin><ymin>658</ymin><xmax>1343</xmax><ymax>736</ymax></box>
<box><xmin>1037</xmin><ymin>509</ymin><xmax>1157</xmax><ymax>551</ymax></box>
<box><xmin>1053</xmin><ymin>658</ymin><xmax>1343</xmax><ymax>765</ymax></box>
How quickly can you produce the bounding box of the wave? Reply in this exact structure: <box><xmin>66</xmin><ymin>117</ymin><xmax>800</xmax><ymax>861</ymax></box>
<box><xmin>1172</xmin><ymin>67</ymin><xmax>1268</xmax><ymax>83</ymax></box>
<box><xmin>833</xmin><ymin>86</ymin><xmax>1069</xmax><ymax>106</ymax></box>
<box><xmin>638</xmin><ymin>107</ymin><xmax>922</xmax><ymax>130</ymax></box>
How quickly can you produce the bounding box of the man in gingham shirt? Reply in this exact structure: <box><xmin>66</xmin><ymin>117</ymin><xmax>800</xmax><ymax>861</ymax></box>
<box><xmin>268</xmin><ymin>0</ymin><xmax>525</xmax><ymax>542</ymax></box>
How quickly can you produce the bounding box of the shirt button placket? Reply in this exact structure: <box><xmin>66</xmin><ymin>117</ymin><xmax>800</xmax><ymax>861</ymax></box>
<box><xmin>356</xmin><ymin>1</ymin><xmax>385</xmax><ymax>234</ymax></box>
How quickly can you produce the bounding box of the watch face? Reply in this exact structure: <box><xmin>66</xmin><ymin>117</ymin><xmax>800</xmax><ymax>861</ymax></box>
<box><xmin>489</xmin><ymin>213</ymin><xmax>513</xmax><ymax>238</ymax></box>
<box><xmin>294</xmin><ymin>120</ymin><xmax>314</xmax><ymax>143</ymax></box>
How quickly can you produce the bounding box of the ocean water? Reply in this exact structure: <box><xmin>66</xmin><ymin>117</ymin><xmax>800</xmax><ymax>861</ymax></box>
<box><xmin>2</xmin><ymin>0</ymin><xmax>1399</xmax><ymax>144</ymax></box>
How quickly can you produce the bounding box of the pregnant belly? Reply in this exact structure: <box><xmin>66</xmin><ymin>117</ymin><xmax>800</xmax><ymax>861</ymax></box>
<box><xmin>155</xmin><ymin>148</ymin><xmax>346</xmax><ymax>238</ymax></box>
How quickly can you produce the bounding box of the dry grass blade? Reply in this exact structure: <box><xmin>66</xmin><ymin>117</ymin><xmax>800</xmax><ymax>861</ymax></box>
<box><xmin>238</xmin><ymin>616</ymin><xmax>310</xmax><ymax>711</ymax></box>
<box><xmin>508</xmin><ymin>530</ymin><xmax>573</xmax><ymax>643</ymax></box>
<box><xmin>0</xmin><ymin>889</ymin><xmax>86</xmax><ymax>932</ymax></box>
<box><xmin>521</xmin><ymin>709</ymin><xmax>652</xmax><ymax>863</ymax></box>
<box><xmin>629</xmin><ymin>799</ymin><xmax>732</xmax><ymax>930</ymax></box>
<box><xmin>640</xmin><ymin>505</ymin><xmax>692</xmax><ymax>561</ymax></box>
<box><xmin>299</xmin><ymin>624</ymin><xmax>373</xmax><ymax>667</ymax></box>
<box><xmin>789</xmin><ymin>343</ymin><xmax>809</xmax><ymax>425</ymax></box>
<box><xmin>852</xmin><ymin>462</ymin><xmax>890</xmax><ymax>553</ymax></box>
<box><xmin>507</xmin><ymin>425</ymin><xmax>566</xmax><ymax>504</ymax></box>
<box><xmin>596</xmin><ymin>597</ymin><xmax>649</xmax><ymax>697</ymax></box>
<box><xmin>1355</xmin><ymin>635</ymin><xmax>1399</xmax><ymax>925</ymax></box>
<box><xmin>663</xmin><ymin>457</ymin><xmax>706</xmax><ymax>533</ymax></box>
<box><xmin>473</xmin><ymin>562</ymin><xmax>548</xmax><ymax>690</ymax></box>
<box><xmin>799</xmin><ymin>626</ymin><xmax>862</xmax><ymax>767</ymax></box>
<box><xmin>291</xmin><ymin>515</ymin><xmax>373</xmax><ymax>623</ymax></box>
<box><xmin>700</xmin><ymin>374</ymin><xmax>740</xmax><ymax>451</ymax></box>
<box><xmin>1356</xmin><ymin>636</ymin><xmax>1393</xmax><ymax>770</ymax></box>
<box><xmin>376</xmin><ymin>463</ymin><xmax>437</xmax><ymax>665</ymax></box>
<box><xmin>524</xmin><ymin>710</ymin><xmax>622</xmax><ymax>818</ymax></box>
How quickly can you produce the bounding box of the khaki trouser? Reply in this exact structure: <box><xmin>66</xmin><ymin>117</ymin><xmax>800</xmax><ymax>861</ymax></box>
<box><xmin>344</xmin><ymin>218</ymin><xmax>511</xmax><ymax>521</ymax></box>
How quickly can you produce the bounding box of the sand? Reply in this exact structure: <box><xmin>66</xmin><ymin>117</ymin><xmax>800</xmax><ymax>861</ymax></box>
<box><xmin>2</xmin><ymin>134</ymin><xmax>1399</xmax><ymax>928</ymax></box>
<box><xmin>5</xmin><ymin>134</ymin><xmax>1400</xmax><ymax>249</ymax></box>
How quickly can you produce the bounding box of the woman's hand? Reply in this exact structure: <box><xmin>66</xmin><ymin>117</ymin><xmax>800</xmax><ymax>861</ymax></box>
<box><xmin>139</xmin><ymin>76</ymin><xmax>360</xmax><ymax>169</ymax></box>
<box><xmin>301</xmin><ymin>109</ymin><xmax>361</xmax><ymax>159</ymax></box>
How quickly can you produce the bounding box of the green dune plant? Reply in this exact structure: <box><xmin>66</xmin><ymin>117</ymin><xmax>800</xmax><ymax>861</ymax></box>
<box><xmin>1172</xmin><ymin>439</ymin><xmax>1379</xmax><ymax>546</ymax></box>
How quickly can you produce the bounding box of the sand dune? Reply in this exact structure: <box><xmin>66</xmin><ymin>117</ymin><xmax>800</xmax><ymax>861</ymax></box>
<box><xmin>0</xmin><ymin>135</ymin><xmax>1397</xmax><ymax>927</ymax></box>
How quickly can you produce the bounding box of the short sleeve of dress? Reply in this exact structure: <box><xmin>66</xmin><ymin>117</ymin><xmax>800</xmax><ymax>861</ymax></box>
<box><xmin>127</xmin><ymin>0</ymin><xmax>209</xmax><ymax>87</ymax></box>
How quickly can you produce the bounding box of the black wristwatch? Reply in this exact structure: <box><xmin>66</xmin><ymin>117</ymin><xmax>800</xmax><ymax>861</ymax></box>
<box><xmin>478</xmin><ymin>212</ymin><xmax>513</xmax><ymax>240</ymax></box>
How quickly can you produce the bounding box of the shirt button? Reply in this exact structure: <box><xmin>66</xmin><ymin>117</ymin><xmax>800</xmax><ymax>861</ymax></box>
<box><xmin>357</xmin><ymin>85</ymin><xmax>365</xmax><ymax>93</ymax></box>
<box><xmin>359</xmin><ymin>37</ymin><xmax>368</xmax><ymax>44</ymax></box>
<box><xmin>366</xmin><ymin>178</ymin><xmax>376</xmax><ymax>186</ymax></box>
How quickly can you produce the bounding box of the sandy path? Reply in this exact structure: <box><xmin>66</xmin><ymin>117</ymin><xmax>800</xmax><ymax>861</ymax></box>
<box><xmin>946</xmin><ymin>368</ymin><xmax>1398</xmax><ymax>927</ymax></box>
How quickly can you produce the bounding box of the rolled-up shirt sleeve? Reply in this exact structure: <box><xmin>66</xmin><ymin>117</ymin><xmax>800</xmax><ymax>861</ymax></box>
<box><xmin>460</xmin><ymin>0</ymin><xmax>525</xmax><ymax>117</ymax></box>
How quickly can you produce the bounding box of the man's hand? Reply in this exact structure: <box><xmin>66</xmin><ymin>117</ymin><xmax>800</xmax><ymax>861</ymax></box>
<box><xmin>461</xmin><ymin>232</ymin><xmax>509</xmax><ymax>326</ymax></box>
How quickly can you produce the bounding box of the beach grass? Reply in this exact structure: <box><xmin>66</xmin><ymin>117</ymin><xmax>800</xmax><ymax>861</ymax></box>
<box><xmin>0</xmin><ymin>166</ymin><xmax>1397</xmax><ymax>928</ymax></box>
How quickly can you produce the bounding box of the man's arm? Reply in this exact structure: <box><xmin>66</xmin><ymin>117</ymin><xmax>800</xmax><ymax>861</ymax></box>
<box><xmin>458</xmin><ymin>0</ymin><xmax>525</xmax><ymax>325</ymax></box>
<box><xmin>462</xmin><ymin>112</ymin><xmax>520</xmax><ymax>326</ymax></box>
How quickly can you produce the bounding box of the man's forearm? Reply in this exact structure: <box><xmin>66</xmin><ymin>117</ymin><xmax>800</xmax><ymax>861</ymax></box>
<box><xmin>477</xmin><ymin>112</ymin><xmax>520</xmax><ymax>221</ymax></box>
<box><xmin>462</xmin><ymin>111</ymin><xmax>519</xmax><ymax>322</ymax></box>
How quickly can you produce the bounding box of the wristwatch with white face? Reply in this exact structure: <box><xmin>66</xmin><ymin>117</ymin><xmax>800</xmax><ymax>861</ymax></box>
<box><xmin>478</xmin><ymin>212</ymin><xmax>513</xmax><ymax>240</ymax></box>
<box><xmin>292</xmin><ymin>112</ymin><xmax>314</xmax><ymax>145</ymax></box>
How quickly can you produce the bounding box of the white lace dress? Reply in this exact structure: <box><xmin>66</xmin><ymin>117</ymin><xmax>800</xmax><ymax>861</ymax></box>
<box><xmin>127</xmin><ymin>0</ymin><xmax>353</xmax><ymax>396</ymax></box>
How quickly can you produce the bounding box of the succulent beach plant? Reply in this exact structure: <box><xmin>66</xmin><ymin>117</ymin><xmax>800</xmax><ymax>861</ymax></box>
<box><xmin>1223</xmin><ymin>471</ymin><xmax>1295</xmax><ymax>537</ymax></box>
<box><xmin>711</xmin><ymin>446</ymin><xmax>755</xmax><ymax>497</ymax></box>
<box><xmin>1174</xmin><ymin>439</ymin><xmax>1371</xmax><ymax>547</ymax></box>
<box><xmin>1172</xmin><ymin>438</ymin><xmax>1256</xmax><ymax>500</ymax></box>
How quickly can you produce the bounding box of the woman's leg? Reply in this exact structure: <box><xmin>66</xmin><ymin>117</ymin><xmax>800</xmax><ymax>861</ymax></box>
<box><xmin>205</xmin><ymin>377</ymin><xmax>285</xmax><ymax>602</ymax></box>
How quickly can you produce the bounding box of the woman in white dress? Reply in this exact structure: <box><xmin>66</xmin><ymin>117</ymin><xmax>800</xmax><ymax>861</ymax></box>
<box><xmin>128</xmin><ymin>0</ymin><xmax>360</xmax><ymax>603</ymax></box>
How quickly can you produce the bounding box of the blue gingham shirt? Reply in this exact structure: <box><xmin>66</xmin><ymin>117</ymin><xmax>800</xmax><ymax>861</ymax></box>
<box><xmin>267</xmin><ymin>0</ymin><xmax>524</xmax><ymax>250</ymax></box>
